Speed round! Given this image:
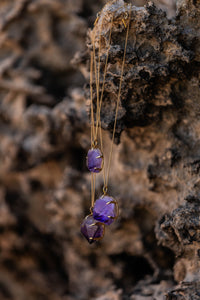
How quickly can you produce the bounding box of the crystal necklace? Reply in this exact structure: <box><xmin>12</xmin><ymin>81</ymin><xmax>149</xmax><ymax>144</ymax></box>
<box><xmin>81</xmin><ymin>1</ymin><xmax>131</xmax><ymax>244</ymax></box>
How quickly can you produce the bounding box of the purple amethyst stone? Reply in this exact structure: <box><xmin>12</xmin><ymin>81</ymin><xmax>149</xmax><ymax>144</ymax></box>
<box><xmin>93</xmin><ymin>195</ymin><xmax>117</xmax><ymax>225</ymax></box>
<box><xmin>87</xmin><ymin>148</ymin><xmax>103</xmax><ymax>173</ymax></box>
<box><xmin>80</xmin><ymin>215</ymin><xmax>104</xmax><ymax>244</ymax></box>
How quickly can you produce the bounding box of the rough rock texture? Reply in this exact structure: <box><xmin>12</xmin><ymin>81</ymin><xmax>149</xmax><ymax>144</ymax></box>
<box><xmin>0</xmin><ymin>0</ymin><xmax>200</xmax><ymax>299</ymax></box>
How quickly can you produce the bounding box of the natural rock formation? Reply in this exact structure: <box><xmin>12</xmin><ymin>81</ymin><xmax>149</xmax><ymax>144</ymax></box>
<box><xmin>0</xmin><ymin>0</ymin><xmax>199</xmax><ymax>299</ymax></box>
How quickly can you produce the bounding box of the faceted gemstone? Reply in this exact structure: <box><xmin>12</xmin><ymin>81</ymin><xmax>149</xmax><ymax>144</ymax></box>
<box><xmin>87</xmin><ymin>148</ymin><xmax>103</xmax><ymax>173</ymax></box>
<box><xmin>80</xmin><ymin>215</ymin><xmax>105</xmax><ymax>244</ymax></box>
<box><xmin>93</xmin><ymin>195</ymin><xmax>118</xmax><ymax>225</ymax></box>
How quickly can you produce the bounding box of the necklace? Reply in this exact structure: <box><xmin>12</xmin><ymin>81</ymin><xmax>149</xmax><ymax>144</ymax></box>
<box><xmin>81</xmin><ymin>1</ymin><xmax>131</xmax><ymax>244</ymax></box>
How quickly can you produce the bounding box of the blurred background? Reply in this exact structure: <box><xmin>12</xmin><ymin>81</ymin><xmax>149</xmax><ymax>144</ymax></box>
<box><xmin>0</xmin><ymin>0</ymin><xmax>179</xmax><ymax>300</ymax></box>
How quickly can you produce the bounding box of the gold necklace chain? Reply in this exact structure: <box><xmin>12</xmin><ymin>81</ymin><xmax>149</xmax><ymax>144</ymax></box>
<box><xmin>90</xmin><ymin>3</ymin><xmax>131</xmax><ymax>208</ymax></box>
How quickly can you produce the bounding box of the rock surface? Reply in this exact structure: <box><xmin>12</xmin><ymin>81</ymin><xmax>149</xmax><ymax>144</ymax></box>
<box><xmin>0</xmin><ymin>0</ymin><xmax>199</xmax><ymax>299</ymax></box>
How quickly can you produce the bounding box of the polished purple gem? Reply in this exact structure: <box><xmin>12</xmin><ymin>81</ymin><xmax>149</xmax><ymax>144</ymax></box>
<box><xmin>87</xmin><ymin>148</ymin><xmax>103</xmax><ymax>173</ymax></box>
<box><xmin>80</xmin><ymin>215</ymin><xmax>104</xmax><ymax>244</ymax></box>
<box><xmin>93</xmin><ymin>195</ymin><xmax>117</xmax><ymax>225</ymax></box>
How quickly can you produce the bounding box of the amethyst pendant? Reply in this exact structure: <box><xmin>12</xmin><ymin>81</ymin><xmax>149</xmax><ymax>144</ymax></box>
<box><xmin>87</xmin><ymin>148</ymin><xmax>103</xmax><ymax>173</ymax></box>
<box><xmin>93</xmin><ymin>195</ymin><xmax>118</xmax><ymax>225</ymax></box>
<box><xmin>81</xmin><ymin>215</ymin><xmax>105</xmax><ymax>244</ymax></box>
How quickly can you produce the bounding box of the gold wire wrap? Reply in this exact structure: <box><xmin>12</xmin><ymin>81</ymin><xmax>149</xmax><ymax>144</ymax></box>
<box><xmin>89</xmin><ymin>3</ymin><xmax>132</xmax><ymax>218</ymax></box>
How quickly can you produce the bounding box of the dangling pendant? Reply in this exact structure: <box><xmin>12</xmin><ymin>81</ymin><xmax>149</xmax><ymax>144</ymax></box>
<box><xmin>87</xmin><ymin>148</ymin><xmax>103</xmax><ymax>173</ymax></box>
<box><xmin>80</xmin><ymin>215</ymin><xmax>105</xmax><ymax>244</ymax></box>
<box><xmin>93</xmin><ymin>195</ymin><xmax>118</xmax><ymax>225</ymax></box>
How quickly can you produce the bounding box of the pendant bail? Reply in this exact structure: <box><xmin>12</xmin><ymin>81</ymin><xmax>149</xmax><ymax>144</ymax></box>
<box><xmin>92</xmin><ymin>139</ymin><xmax>98</xmax><ymax>148</ymax></box>
<box><xmin>103</xmin><ymin>185</ymin><xmax>108</xmax><ymax>195</ymax></box>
